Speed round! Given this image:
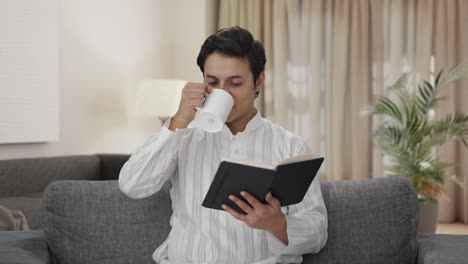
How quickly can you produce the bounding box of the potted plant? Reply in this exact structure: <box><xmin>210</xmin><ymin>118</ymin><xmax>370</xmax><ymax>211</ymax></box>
<box><xmin>364</xmin><ymin>64</ymin><xmax>468</xmax><ymax>233</ymax></box>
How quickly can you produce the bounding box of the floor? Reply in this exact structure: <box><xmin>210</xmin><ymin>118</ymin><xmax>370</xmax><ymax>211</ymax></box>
<box><xmin>436</xmin><ymin>222</ymin><xmax>468</xmax><ymax>235</ymax></box>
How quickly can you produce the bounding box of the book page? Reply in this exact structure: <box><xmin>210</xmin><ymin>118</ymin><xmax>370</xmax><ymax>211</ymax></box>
<box><xmin>278</xmin><ymin>153</ymin><xmax>316</xmax><ymax>165</ymax></box>
<box><xmin>222</xmin><ymin>153</ymin><xmax>317</xmax><ymax>170</ymax></box>
<box><xmin>222</xmin><ymin>158</ymin><xmax>276</xmax><ymax>170</ymax></box>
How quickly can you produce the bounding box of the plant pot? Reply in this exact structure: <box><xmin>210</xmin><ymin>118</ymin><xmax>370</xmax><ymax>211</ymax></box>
<box><xmin>418</xmin><ymin>200</ymin><xmax>439</xmax><ymax>233</ymax></box>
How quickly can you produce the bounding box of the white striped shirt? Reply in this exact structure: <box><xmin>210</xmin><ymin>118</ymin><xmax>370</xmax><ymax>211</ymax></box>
<box><xmin>118</xmin><ymin>111</ymin><xmax>328</xmax><ymax>264</ymax></box>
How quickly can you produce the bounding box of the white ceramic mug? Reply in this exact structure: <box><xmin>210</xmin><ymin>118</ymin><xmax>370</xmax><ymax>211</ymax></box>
<box><xmin>193</xmin><ymin>88</ymin><xmax>234</xmax><ymax>132</ymax></box>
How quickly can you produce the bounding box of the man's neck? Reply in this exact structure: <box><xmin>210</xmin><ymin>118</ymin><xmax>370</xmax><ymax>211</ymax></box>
<box><xmin>226</xmin><ymin>108</ymin><xmax>258</xmax><ymax>135</ymax></box>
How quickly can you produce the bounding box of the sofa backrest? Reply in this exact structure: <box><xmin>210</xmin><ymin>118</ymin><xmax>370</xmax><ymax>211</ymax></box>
<box><xmin>0</xmin><ymin>154</ymin><xmax>130</xmax><ymax>230</ymax></box>
<box><xmin>0</xmin><ymin>155</ymin><xmax>101</xmax><ymax>197</ymax></box>
<box><xmin>303</xmin><ymin>176</ymin><xmax>418</xmax><ymax>264</ymax></box>
<box><xmin>41</xmin><ymin>177</ymin><xmax>418</xmax><ymax>264</ymax></box>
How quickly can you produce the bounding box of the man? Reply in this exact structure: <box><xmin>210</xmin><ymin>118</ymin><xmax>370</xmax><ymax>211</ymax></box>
<box><xmin>119</xmin><ymin>26</ymin><xmax>327</xmax><ymax>264</ymax></box>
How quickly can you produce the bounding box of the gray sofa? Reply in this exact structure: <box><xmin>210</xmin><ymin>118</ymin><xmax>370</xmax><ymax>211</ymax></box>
<box><xmin>0</xmin><ymin>154</ymin><xmax>130</xmax><ymax>230</ymax></box>
<box><xmin>0</xmin><ymin>155</ymin><xmax>467</xmax><ymax>264</ymax></box>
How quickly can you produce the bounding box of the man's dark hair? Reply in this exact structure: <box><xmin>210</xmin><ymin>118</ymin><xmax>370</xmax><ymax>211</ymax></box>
<box><xmin>197</xmin><ymin>26</ymin><xmax>266</xmax><ymax>97</ymax></box>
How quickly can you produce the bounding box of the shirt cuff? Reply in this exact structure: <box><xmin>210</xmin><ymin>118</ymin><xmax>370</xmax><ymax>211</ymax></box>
<box><xmin>266</xmin><ymin>215</ymin><xmax>293</xmax><ymax>255</ymax></box>
<box><xmin>162</xmin><ymin>117</ymin><xmax>194</xmax><ymax>132</ymax></box>
<box><xmin>266</xmin><ymin>231</ymin><xmax>288</xmax><ymax>255</ymax></box>
<box><xmin>162</xmin><ymin>117</ymin><xmax>173</xmax><ymax>130</ymax></box>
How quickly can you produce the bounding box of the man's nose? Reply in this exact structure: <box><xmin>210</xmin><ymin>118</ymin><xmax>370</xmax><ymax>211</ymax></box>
<box><xmin>218</xmin><ymin>83</ymin><xmax>230</xmax><ymax>93</ymax></box>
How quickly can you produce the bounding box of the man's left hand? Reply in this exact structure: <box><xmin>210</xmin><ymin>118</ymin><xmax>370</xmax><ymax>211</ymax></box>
<box><xmin>222</xmin><ymin>191</ymin><xmax>288</xmax><ymax>244</ymax></box>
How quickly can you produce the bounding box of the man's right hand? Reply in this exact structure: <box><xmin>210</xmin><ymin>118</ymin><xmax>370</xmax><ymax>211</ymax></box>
<box><xmin>169</xmin><ymin>82</ymin><xmax>212</xmax><ymax>131</ymax></box>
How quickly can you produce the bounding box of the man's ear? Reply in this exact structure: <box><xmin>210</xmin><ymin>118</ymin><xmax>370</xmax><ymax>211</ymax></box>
<box><xmin>255</xmin><ymin>72</ymin><xmax>265</xmax><ymax>95</ymax></box>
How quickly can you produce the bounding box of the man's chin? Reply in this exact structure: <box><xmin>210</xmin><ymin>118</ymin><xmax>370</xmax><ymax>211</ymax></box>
<box><xmin>224</xmin><ymin>113</ymin><xmax>234</xmax><ymax>124</ymax></box>
<box><xmin>225</xmin><ymin>115</ymin><xmax>236</xmax><ymax>124</ymax></box>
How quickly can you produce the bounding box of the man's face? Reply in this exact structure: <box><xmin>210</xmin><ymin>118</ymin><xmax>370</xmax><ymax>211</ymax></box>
<box><xmin>203</xmin><ymin>52</ymin><xmax>260</xmax><ymax>124</ymax></box>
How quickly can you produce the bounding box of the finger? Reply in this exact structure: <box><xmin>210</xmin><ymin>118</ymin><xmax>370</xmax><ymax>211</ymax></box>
<box><xmin>185</xmin><ymin>92</ymin><xmax>205</xmax><ymax>100</ymax></box>
<box><xmin>190</xmin><ymin>103</ymin><xmax>204</xmax><ymax>110</ymax></box>
<box><xmin>187</xmin><ymin>99</ymin><xmax>204</xmax><ymax>108</ymax></box>
<box><xmin>184</xmin><ymin>98</ymin><xmax>204</xmax><ymax>106</ymax></box>
<box><xmin>186</xmin><ymin>82</ymin><xmax>206</xmax><ymax>88</ymax></box>
<box><xmin>186</xmin><ymin>86</ymin><xmax>207</xmax><ymax>92</ymax></box>
<box><xmin>183</xmin><ymin>89</ymin><xmax>206</xmax><ymax>98</ymax></box>
<box><xmin>183</xmin><ymin>89</ymin><xmax>206</xmax><ymax>97</ymax></box>
<box><xmin>185</xmin><ymin>83</ymin><xmax>206</xmax><ymax>92</ymax></box>
<box><xmin>240</xmin><ymin>191</ymin><xmax>262</xmax><ymax>209</ymax></box>
<box><xmin>222</xmin><ymin>204</ymin><xmax>245</xmax><ymax>221</ymax></box>
<box><xmin>229</xmin><ymin>195</ymin><xmax>253</xmax><ymax>214</ymax></box>
<box><xmin>265</xmin><ymin>192</ymin><xmax>281</xmax><ymax>209</ymax></box>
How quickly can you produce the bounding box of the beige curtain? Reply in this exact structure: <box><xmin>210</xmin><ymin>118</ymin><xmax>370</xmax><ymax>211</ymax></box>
<box><xmin>431</xmin><ymin>0</ymin><xmax>468</xmax><ymax>224</ymax></box>
<box><xmin>325</xmin><ymin>0</ymin><xmax>373</xmax><ymax>181</ymax></box>
<box><xmin>217</xmin><ymin>0</ymin><xmax>468</xmax><ymax>222</ymax></box>
<box><xmin>219</xmin><ymin>0</ymin><xmax>374</xmax><ymax>181</ymax></box>
<box><xmin>290</xmin><ymin>0</ymin><xmax>374</xmax><ymax>181</ymax></box>
<box><xmin>218</xmin><ymin>0</ymin><xmax>289</xmax><ymax>124</ymax></box>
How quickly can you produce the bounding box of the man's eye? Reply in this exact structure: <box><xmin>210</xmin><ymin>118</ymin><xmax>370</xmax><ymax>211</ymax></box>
<box><xmin>232</xmin><ymin>83</ymin><xmax>242</xmax><ymax>87</ymax></box>
<box><xmin>208</xmin><ymin>82</ymin><xmax>217</xmax><ymax>86</ymax></box>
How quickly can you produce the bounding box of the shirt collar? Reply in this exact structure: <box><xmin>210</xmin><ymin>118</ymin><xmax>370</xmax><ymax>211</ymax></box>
<box><xmin>222</xmin><ymin>110</ymin><xmax>264</xmax><ymax>137</ymax></box>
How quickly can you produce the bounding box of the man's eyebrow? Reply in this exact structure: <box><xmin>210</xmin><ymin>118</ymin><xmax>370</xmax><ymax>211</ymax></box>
<box><xmin>205</xmin><ymin>74</ymin><xmax>217</xmax><ymax>79</ymax></box>
<box><xmin>205</xmin><ymin>74</ymin><xmax>245</xmax><ymax>80</ymax></box>
<box><xmin>229</xmin><ymin>75</ymin><xmax>245</xmax><ymax>80</ymax></box>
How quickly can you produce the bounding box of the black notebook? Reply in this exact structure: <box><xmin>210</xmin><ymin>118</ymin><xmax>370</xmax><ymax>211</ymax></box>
<box><xmin>202</xmin><ymin>154</ymin><xmax>324</xmax><ymax>214</ymax></box>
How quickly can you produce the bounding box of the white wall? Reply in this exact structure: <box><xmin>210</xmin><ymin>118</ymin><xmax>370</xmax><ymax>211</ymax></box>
<box><xmin>0</xmin><ymin>0</ymin><xmax>217</xmax><ymax>159</ymax></box>
<box><xmin>173</xmin><ymin>0</ymin><xmax>218</xmax><ymax>81</ymax></box>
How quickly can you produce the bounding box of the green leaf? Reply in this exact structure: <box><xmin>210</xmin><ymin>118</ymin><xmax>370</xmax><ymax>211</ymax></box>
<box><xmin>435</xmin><ymin>69</ymin><xmax>444</xmax><ymax>87</ymax></box>
<box><xmin>387</xmin><ymin>73</ymin><xmax>410</xmax><ymax>92</ymax></box>
<box><xmin>419</xmin><ymin>198</ymin><xmax>437</xmax><ymax>204</ymax></box>
<box><xmin>374</xmin><ymin>97</ymin><xmax>403</xmax><ymax>123</ymax></box>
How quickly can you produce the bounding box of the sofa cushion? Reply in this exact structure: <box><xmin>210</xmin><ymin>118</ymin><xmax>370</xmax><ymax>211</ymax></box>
<box><xmin>42</xmin><ymin>180</ymin><xmax>172</xmax><ymax>264</ymax></box>
<box><xmin>417</xmin><ymin>233</ymin><xmax>468</xmax><ymax>264</ymax></box>
<box><xmin>0</xmin><ymin>193</ymin><xmax>43</xmax><ymax>230</ymax></box>
<box><xmin>302</xmin><ymin>177</ymin><xmax>418</xmax><ymax>264</ymax></box>
<box><xmin>0</xmin><ymin>230</ymin><xmax>51</xmax><ymax>264</ymax></box>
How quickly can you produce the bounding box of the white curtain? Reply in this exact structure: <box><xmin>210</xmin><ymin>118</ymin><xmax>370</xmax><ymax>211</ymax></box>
<box><xmin>283</xmin><ymin>0</ymin><xmax>374</xmax><ymax>181</ymax></box>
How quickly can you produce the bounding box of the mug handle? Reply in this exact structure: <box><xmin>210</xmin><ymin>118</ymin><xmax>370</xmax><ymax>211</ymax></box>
<box><xmin>195</xmin><ymin>92</ymin><xmax>210</xmax><ymax>112</ymax></box>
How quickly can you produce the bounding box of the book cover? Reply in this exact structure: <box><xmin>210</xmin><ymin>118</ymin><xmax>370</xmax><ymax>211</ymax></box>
<box><xmin>202</xmin><ymin>155</ymin><xmax>324</xmax><ymax>214</ymax></box>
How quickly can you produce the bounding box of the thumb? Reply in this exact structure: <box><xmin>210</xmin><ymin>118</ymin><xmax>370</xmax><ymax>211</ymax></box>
<box><xmin>265</xmin><ymin>192</ymin><xmax>279</xmax><ymax>208</ymax></box>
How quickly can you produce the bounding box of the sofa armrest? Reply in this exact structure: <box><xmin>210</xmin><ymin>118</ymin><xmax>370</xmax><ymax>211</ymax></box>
<box><xmin>418</xmin><ymin>233</ymin><xmax>468</xmax><ymax>264</ymax></box>
<box><xmin>96</xmin><ymin>154</ymin><xmax>130</xmax><ymax>180</ymax></box>
<box><xmin>0</xmin><ymin>230</ymin><xmax>51</xmax><ymax>264</ymax></box>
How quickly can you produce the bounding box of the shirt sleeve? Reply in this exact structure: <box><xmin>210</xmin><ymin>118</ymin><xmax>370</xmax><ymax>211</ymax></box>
<box><xmin>266</xmin><ymin>142</ymin><xmax>328</xmax><ymax>256</ymax></box>
<box><xmin>118</xmin><ymin>119</ymin><xmax>181</xmax><ymax>199</ymax></box>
